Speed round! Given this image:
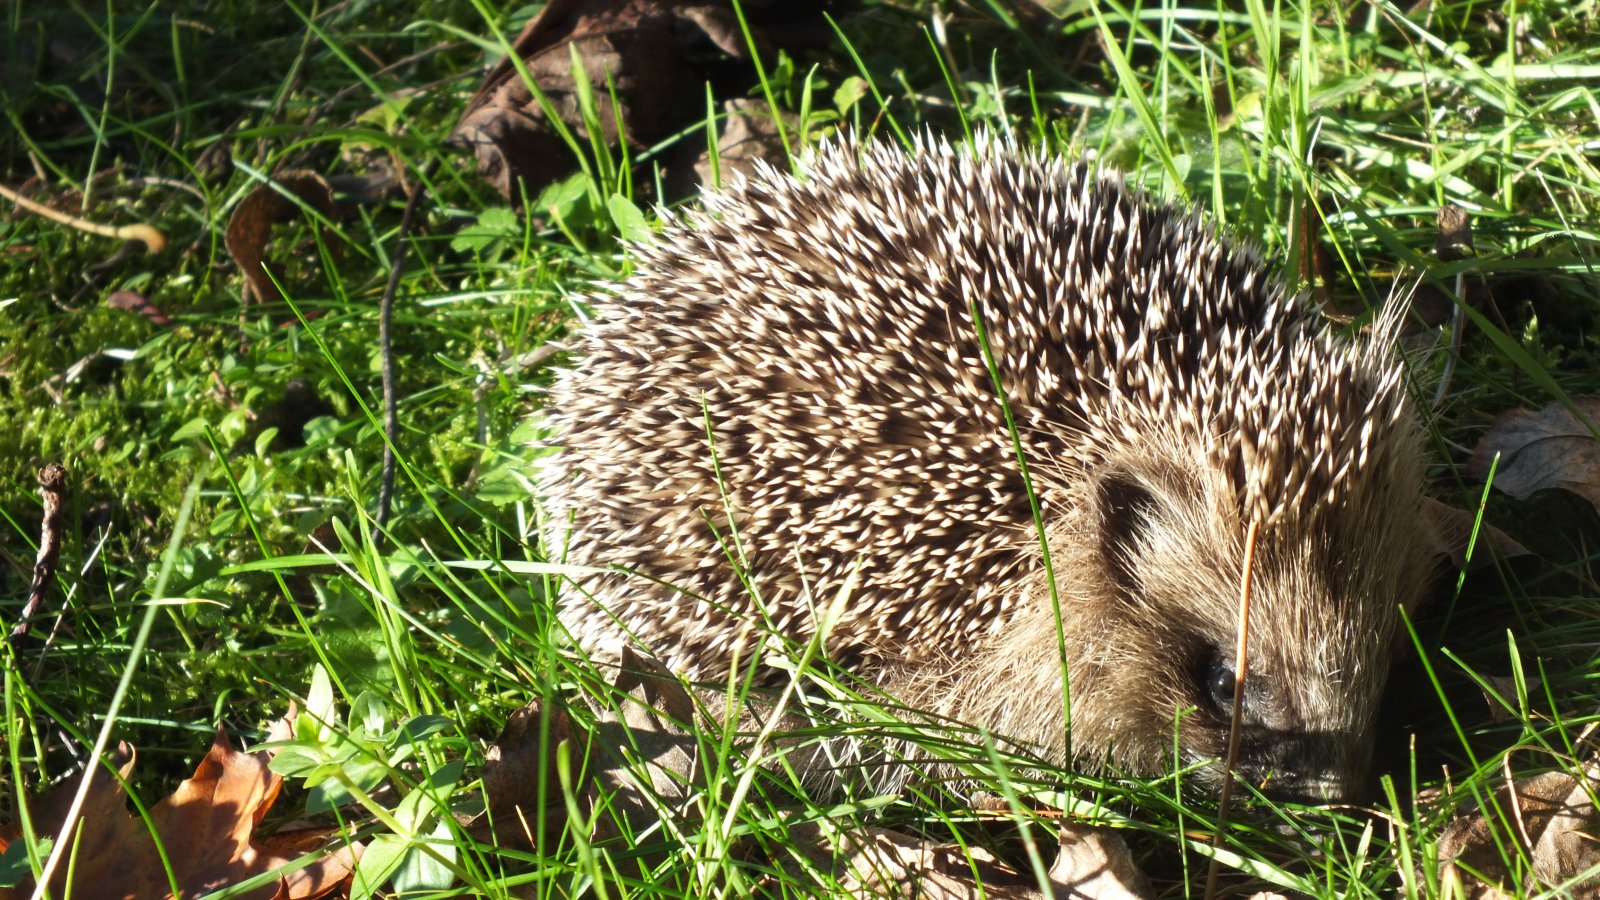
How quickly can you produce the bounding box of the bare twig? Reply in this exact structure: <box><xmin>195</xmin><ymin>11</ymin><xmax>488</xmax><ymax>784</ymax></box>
<box><xmin>376</xmin><ymin>162</ymin><xmax>436</xmax><ymax>531</ymax></box>
<box><xmin>10</xmin><ymin>464</ymin><xmax>69</xmax><ymax>647</ymax></box>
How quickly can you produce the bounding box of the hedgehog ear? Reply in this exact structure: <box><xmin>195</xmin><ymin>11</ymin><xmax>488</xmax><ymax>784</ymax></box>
<box><xmin>1095</xmin><ymin>472</ymin><xmax>1161</xmax><ymax>588</ymax></box>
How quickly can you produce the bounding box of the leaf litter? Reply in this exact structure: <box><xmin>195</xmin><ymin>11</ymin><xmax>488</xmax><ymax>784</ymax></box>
<box><xmin>0</xmin><ymin>710</ymin><xmax>357</xmax><ymax>900</ymax></box>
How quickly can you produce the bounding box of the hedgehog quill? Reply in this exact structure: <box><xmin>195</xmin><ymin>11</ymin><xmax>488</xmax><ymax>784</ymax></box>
<box><xmin>542</xmin><ymin>136</ymin><xmax>1436</xmax><ymax>802</ymax></box>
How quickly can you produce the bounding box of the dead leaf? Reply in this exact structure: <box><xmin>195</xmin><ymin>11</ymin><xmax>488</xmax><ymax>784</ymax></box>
<box><xmin>236</xmin><ymin>378</ymin><xmax>337</xmax><ymax>455</ymax></box>
<box><xmin>786</xmin><ymin>820</ymin><xmax>1152</xmax><ymax>899</ymax></box>
<box><xmin>224</xmin><ymin>170</ymin><xmax>340</xmax><ymax>307</ymax></box>
<box><xmin>475</xmin><ymin>649</ymin><xmax>706</xmax><ymax>858</ymax></box>
<box><xmin>106</xmin><ymin>289</ymin><xmax>173</xmax><ymax>327</ymax></box>
<box><xmin>662</xmin><ymin>97</ymin><xmax>795</xmax><ymax>200</ymax></box>
<box><xmin>1048</xmin><ymin>823</ymin><xmax>1153</xmax><ymax>899</ymax></box>
<box><xmin>0</xmin><ymin>714</ymin><xmax>357</xmax><ymax>900</ymax></box>
<box><xmin>1436</xmin><ymin>204</ymin><xmax>1475</xmax><ymax>262</ymax></box>
<box><xmin>1480</xmin><ymin>674</ymin><xmax>1542</xmax><ymax>725</ymax></box>
<box><xmin>1436</xmin><ymin>753</ymin><xmax>1600</xmax><ymax>897</ymax></box>
<box><xmin>1469</xmin><ymin>397</ymin><xmax>1600</xmax><ymax>514</ymax></box>
<box><xmin>450</xmin><ymin>0</ymin><xmax>851</xmax><ymax>200</ymax></box>
<box><xmin>1423</xmin><ymin>496</ymin><xmax>1533</xmax><ymax>571</ymax></box>
<box><xmin>475</xmin><ymin>698</ymin><xmax>579</xmax><ymax>852</ymax></box>
<box><xmin>586</xmin><ymin>646</ymin><xmax>706</xmax><ymax>843</ymax></box>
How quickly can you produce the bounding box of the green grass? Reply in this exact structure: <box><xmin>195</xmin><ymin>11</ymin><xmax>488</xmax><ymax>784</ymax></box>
<box><xmin>3</xmin><ymin>0</ymin><xmax>1599</xmax><ymax>896</ymax></box>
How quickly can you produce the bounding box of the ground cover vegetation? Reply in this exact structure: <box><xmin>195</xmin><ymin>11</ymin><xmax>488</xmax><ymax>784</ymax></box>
<box><xmin>2</xmin><ymin>0</ymin><xmax>1600</xmax><ymax>896</ymax></box>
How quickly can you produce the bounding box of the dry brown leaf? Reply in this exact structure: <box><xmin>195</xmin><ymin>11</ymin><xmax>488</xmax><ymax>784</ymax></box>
<box><xmin>475</xmin><ymin>648</ymin><xmax>705</xmax><ymax>858</ymax></box>
<box><xmin>1436</xmin><ymin>203</ymin><xmax>1475</xmax><ymax>262</ymax></box>
<box><xmin>1480</xmin><ymin>674</ymin><xmax>1543</xmax><ymax>725</ymax></box>
<box><xmin>587</xmin><ymin>647</ymin><xmax>705</xmax><ymax>844</ymax></box>
<box><xmin>662</xmin><ymin>97</ymin><xmax>795</xmax><ymax>199</ymax></box>
<box><xmin>1422</xmin><ymin>496</ymin><xmax>1533</xmax><ymax>571</ymax></box>
<box><xmin>474</xmin><ymin>698</ymin><xmax>578</xmax><ymax>852</ymax></box>
<box><xmin>1047</xmin><ymin>823</ymin><xmax>1154</xmax><ymax>899</ymax></box>
<box><xmin>224</xmin><ymin>170</ymin><xmax>341</xmax><ymax>307</ymax></box>
<box><xmin>1469</xmin><ymin>397</ymin><xmax>1600</xmax><ymax>512</ymax></box>
<box><xmin>106</xmin><ymin>289</ymin><xmax>174</xmax><ymax>327</ymax></box>
<box><xmin>0</xmin><ymin>714</ymin><xmax>357</xmax><ymax>900</ymax></box>
<box><xmin>1435</xmin><ymin>753</ymin><xmax>1600</xmax><ymax>897</ymax></box>
<box><xmin>787</xmin><ymin>820</ymin><xmax>1152</xmax><ymax>899</ymax></box>
<box><xmin>450</xmin><ymin>0</ymin><xmax>851</xmax><ymax>200</ymax></box>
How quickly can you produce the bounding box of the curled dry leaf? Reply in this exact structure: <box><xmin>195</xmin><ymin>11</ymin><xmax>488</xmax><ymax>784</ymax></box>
<box><xmin>0</xmin><ymin>712</ymin><xmax>357</xmax><ymax>900</ymax></box>
<box><xmin>476</xmin><ymin>647</ymin><xmax>704</xmax><ymax>859</ymax></box>
<box><xmin>450</xmin><ymin>0</ymin><xmax>851</xmax><ymax>200</ymax></box>
<box><xmin>1436</xmin><ymin>203</ymin><xmax>1475</xmax><ymax>262</ymax></box>
<box><xmin>1469</xmin><ymin>397</ymin><xmax>1600</xmax><ymax>513</ymax></box>
<box><xmin>224</xmin><ymin>170</ymin><xmax>340</xmax><ymax>306</ymax></box>
<box><xmin>662</xmin><ymin>97</ymin><xmax>795</xmax><ymax>199</ymax></box>
<box><xmin>239</xmin><ymin>377</ymin><xmax>338</xmax><ymax>455</ymax></box>
<box><xmin>1435</xmin><ymin>753</ymin><xmax>1600</xmax><ymax>897</ymax></box>
<box><xmin>1048</xmin><ymin>823</ymin><xmax>1154</xmax><ymax>899</ymax></box>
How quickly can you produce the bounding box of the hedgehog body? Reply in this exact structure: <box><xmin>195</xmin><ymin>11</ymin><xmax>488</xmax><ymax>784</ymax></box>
<box><xmin>543</xmin><ymin>136</ymin><xmax>1435</xmax><ymax>800</ymax></box>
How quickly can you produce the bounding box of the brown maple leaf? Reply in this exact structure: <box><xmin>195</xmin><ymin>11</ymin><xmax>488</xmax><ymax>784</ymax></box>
<box><xmin>0</xmin><ymin>713</ymin><xmax>356</xmax><ymax>900</ymax></box>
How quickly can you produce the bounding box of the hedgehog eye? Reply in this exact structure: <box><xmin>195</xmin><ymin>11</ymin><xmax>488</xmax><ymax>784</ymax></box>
<box><xmin>1204</xmin><ymin>661</ymin><xmax>1238</xmax><ymax>714</ymax></box>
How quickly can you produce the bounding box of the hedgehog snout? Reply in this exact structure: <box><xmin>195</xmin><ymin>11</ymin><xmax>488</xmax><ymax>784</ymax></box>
<box><xmin>1232</xmin><ymin>725</ymin><xmax>1375</xmax><ymax>802</ymax></box>
<box><xmin>1173</xmin><ymin>686</ymin><xmax>1377</xmax><ymax>801</ymax></box>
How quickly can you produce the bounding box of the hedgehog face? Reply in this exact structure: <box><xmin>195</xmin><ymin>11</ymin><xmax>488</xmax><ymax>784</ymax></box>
<box><xmin>1066</xmin><ymin>450</ymin><xmax>1433</xmax><ymax>801</ymax></box>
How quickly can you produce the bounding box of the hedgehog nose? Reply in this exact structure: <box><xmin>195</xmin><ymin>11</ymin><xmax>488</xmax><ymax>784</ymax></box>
<box><xmin>1235</xmin><ymin>730</ymin><xmax>1372</xmax><ymax>803</ymax></box>
<box><xmin>1252</xmin><ymin>771</ymin><xmax>1355</xmax><ymax>804</ymax></box>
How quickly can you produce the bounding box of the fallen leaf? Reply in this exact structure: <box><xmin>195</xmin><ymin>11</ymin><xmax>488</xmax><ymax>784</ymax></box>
<box><xmin>450</xmin><ymin>0</ymin><xmax>851</xmax><ymax>200</ymax></box>
<box><xmin>475</xmin><ymin>648</ymin><xmax>706</xmax><ymax>858</ymax></box>
<box><xmin>1422</xmin><ymin>496</ymin><xmax>1533</xmax><ymax>571</ymax></box>
<box><xmin>106</xmin><ymin>289</ymin><xmax>173</xmax><ymax>327</ymax></box>
<box><xmin>1047</xmin><ymin>823</ymin><xmax>1154</xmax><ymax>899</ymax></box>
<box><xmin>1435</xmin><ymin>752</ymin><xmax>1600</xmax><ymax>897</ymax></box>
<box><xmin>1468</xmin><ymin>397</ymin><xmax>1600</xmax><ymax>513</ymax></box>
<box><xmin>1436</xmin><ymin>203</ymin><xmax>1475</xmax><ymax>262</ymax></box>
<box><xmin>663</xmin><ymin>97</ymin><xmax>795</xmax><ymax>199</ymax></box>
<box><xmin>0</xmin><ymin>713</ymin><xmax>357</xmax><ymax>900</ymax></box>
<box><xmin>224</xmin><ymin>170</ymin><xmax>341</xmax><ymax>307</ymax></box>
<box><xmin>475</xmin><ymin>698</ymin><xmax>578</xmax><ymax>852</ymax></box>
<box><xmin>586</xmin><ymin>646</ymin><xmax>706</xmax><ymax>844</ymax></box>
<box><xmin>1479</xmin><ymin>674</ymin><xmax>1542</xmax><ymax>725</ymax></box>
<box><xmin>787</xmin><ymin>819</ymin><xmax>1152</xmax><ymax>899</ymax></box>
<box><xmin>236</xmin><ymin>378</ymin><xmax>337</xmax><ymax>455</ymax></box>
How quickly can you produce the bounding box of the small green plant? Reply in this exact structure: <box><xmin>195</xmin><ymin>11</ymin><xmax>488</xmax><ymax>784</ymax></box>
<box><xmin>266</xmin><ymin>666</ymin><xmax>459</xmax><ymax>896</ymax></box>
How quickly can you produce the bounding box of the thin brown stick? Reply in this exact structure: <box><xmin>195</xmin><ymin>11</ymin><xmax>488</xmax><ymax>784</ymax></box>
<box><xmin>376</xmin><ymin>161</ymin><xmax>436</xmax><ymax>531</ymax></box>
<box><xmin>0</xmin><ymin>181</ymin><xmax>166</xmax><ymax>253</ymax></box>
<box><xmin>1204</xmin><ymin>517</ymin><xmax>1260</xmax><ymax>900</ymax></box>
<box><xmin>10</xmin><ymin>464</ymin><xmax>69</xmax><ymax>646</ymax></box>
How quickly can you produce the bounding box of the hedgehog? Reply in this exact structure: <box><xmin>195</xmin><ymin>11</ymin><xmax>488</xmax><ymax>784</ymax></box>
<box><xmin>541</xmin><ymin>134</ymin><xmax>1437</xmax><ymax>802</ymax></box>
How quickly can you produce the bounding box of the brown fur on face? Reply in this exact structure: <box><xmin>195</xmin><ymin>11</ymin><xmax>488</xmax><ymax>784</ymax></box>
<box><xmin>893</xmin><ymin>422</ymin><xmax>1436</xmax><ymax>800</ymax></box>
